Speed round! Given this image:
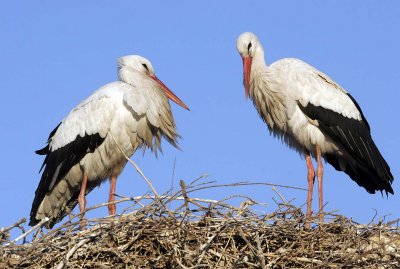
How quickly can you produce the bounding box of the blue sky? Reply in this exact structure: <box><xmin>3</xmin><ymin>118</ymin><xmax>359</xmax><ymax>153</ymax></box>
<box><xmin>1</xmin><ymin>1</ymin><xmax>399</xmax><ymax>236</ymax></box>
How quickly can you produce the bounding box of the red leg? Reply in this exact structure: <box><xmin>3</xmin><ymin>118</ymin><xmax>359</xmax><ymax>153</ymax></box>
<box><xmin>78</xmin><ymin>175</ymin><xmax>88</xmax><ymax>228</ymax></box>
<box><xmin>316</xmin><ymin>145</ymin><xmax>324</xmax><ymax>224</ymax></box>
<box><xmin>305</xmin><ymin>151</ymin><xmax>315</xmax><ymax>229</ymax></box>
<box><xmin>108</xmin><ymin>176</ymin><xmax>117</xmax><ymax>215</ymax></box>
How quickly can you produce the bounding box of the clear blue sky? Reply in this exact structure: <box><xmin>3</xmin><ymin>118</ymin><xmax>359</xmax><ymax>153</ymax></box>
<box><xmin>1</xmin><ymin>1</ymin><xmax>399</xmax><ymax>235</ymax></box>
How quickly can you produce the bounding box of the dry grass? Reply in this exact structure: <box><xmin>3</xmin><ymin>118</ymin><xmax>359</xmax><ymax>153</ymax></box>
<box><xmin>1</xmin><ymin>179</ymin><xmax>400</xmax><ymax>268</ymax></box>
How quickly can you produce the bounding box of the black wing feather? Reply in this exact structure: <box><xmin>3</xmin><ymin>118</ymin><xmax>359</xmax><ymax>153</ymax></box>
<box><xmin>298</xmin><ymin>97</ymin><xmax>394</xmax><ymax>195</ymax></box>
<box><xmin>36</xmin><ymin>122</ymin><xmax>62</xmax><ymax>171</ymax></box>
<box><xmin>30</xmin><ymin>125</ymin><xmax>105</xmax><ymax>226</ymax></box>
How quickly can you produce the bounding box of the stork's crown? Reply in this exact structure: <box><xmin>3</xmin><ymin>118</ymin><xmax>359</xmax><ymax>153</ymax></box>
<box><xmin>118</xmin><ymin>55</ymin><xmax>155</xmax><ymax>75</ymax></box>
<box><xmin>236</xmin><ymin>32</ymin><xmax>263</xmax><ymax>58</ymax></box>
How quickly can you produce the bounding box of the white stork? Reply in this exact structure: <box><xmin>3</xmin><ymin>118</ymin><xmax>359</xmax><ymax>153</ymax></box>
<box><xmin>236</xmin><ymin>32</ymin><xmax>394</xmax><ymax>228</ymax></box>
<box><xmin>30</xmin><ymin>55</ymin><xmax>189</xmax><ymax>228</ymax></box>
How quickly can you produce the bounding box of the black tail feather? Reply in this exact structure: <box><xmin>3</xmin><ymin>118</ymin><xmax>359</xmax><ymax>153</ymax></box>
<box><xmin>325</xmin><ymin>153</ymin><xmax>394</xmax><ymax>195</ymax></box>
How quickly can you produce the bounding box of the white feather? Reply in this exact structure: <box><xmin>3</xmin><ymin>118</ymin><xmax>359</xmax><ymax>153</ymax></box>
<box><xmin>32</xmin><ymin>55</ymin><xmax>184</xmax><ymax>224</ymax></box>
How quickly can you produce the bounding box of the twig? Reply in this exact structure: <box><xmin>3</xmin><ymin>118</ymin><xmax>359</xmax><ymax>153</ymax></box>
<box><xmin>118</xmin><ymin>231</ymin><xmax>142</xmax><ymax>251</ymax></box>
<box><xmin>55</xmin><ymin>237</ymin><xmax>91</xmax><ymax>269</ymax></box>
<box><xmin>187</xmin><ymin>173</ymin><xmax>209</xmax><ymax>186</ymax></box>
<box><xmin>7</xmin><ymin>217</ymin><xmax>48</xmax><ymax>245</ymax></box>
<box><xmin>255</xmin><ymin>233</ymin><xmax>266</xmax><ymax>269</ymax></box>
<box><xmin>175</xmin><ymin>258</ymin><xmax>189</xmax><ymax>269</ymax></box>
<box><xmin>186</xmin><ymin>181</ymin><xmax>306</xmax><ymax>195</ymax></box>
<box><xmin>272</xmin><ymin>186</ymin><xmax>287</xmax><ymax>204</ymax></box>
<box><xmin>368</xmin><ymin>208</ymin><xmax>378</xmax><ymax>226</ymax></box>
<box><xmin>292</xmin><ymin>256</ymin><xmax>324</xmax><ymax>264</ymax></box>
<box><xmin>1</xmin><ymin>218</ymin><xmax>26</xmax><ymax>234</ymax></box>
<box><xmin>386</xmin><ymin>218</ymin><xmax>400</xmax><ymax>227</ymax></box>
<box><xmin>180</xmin><ymin>180</ymin><xmax>190</xmax><ymax>213</ymax></box>
<box><xmin>215</xmin><ymin>236</ymin><xmax>232</xmax><ymax>266</ymax></box>
<box><xmin>170</xmin><ymin>157</ymin><xmax>176</xmax><ymax>196</ymax></box>
<box><xmin>55</xmin><ymin>195</ymin><xmax>225</xmax><ymax>227</ymax></box>
<box><xmin>237</xmin><ymin>227</ymin><xmax>256</xmax><ymax>253</ymax></box>
<box><xmin>236</xmin><ymin>198</ymin><xmax>256</xmax><ymax>217</ymax></box>
<box><xmin>197</xmin><ymin>221</ymin><xmax>227</xmax><ymax>264</ymax></box>
<box><xmin>109</xmin><ymin>132</ymin><xmax>159</xmax><ymax>197</ymax></box>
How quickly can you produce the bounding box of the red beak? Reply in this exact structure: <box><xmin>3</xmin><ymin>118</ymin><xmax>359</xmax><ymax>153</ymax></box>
<box><xmin>150</xmin><ymin>74</ymin><xmax>189</xmax><ymax>111</ymax></box>
<box><xmin>242</xmin><ymin>56</ymin><xmax>252</xmax><ymax>100</ymax></box>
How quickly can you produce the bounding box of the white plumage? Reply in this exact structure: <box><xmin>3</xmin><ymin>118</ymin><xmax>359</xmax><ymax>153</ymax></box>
<box><xmin>30</xmin><ymin>55</ymin><xmax>188</xmax><ymax>228</ymax></box>
<box><xmin>236</xmin><ymin>32</ymin><xmax>393</xmax><ymax>228</ymax></box>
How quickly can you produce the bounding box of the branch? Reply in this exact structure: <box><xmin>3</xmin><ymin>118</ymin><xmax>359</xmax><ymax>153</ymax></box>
<box><xmin>55</xmin><ymin>237</ymin><xmax>91</xmax><ymax>269</ymax></box>
<box><xmin>7</xmin><ymin>217</ymin><xmax>48</xmax><ymax>245</ymax></box>
<box><xmin>1</xmin><ymin>218</ymin><xmax>26</xmax><ymax>234</ymax></box>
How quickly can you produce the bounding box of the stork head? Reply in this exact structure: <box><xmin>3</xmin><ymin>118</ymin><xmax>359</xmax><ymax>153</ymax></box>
<box><xmin>118</xmin><ymin>55</ymin><xmax>189</xmax><ymax>110</ymax></box>
<box><xmin>236</xmin><ymin>32</ymin><xmax>263</xmax><ymax>99</ymax></box>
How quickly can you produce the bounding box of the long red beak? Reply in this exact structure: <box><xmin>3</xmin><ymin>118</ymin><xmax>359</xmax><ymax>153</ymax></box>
<box><xmin>150</xmin><ymin>74</ymin><xmax>189</xmax><ymax>111</ymax></box>
<box><xmin>242</xmin><ymin>56</ymin><xmax>252</xmax><ymax>100</ymax></box>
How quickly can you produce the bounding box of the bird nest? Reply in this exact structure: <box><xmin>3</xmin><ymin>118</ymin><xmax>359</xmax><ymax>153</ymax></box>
<box><xmin>1</xmin><ymin>179</ymin><xmax>400</xmax><ymax>269</ymax></box>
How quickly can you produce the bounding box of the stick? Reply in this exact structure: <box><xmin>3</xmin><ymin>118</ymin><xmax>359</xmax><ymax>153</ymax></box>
<box><xmin>180</xmin><ymin>180</ymin><xmax>190</xmax><ymax>212</ymax></box>
<box><xmin>55</xmin><ymin>237</ymin><xmax>90</xmax><ymax>269</ymax></box>
<box><xmin>255</xmin><ymin>233</ymin><xmax>266</xmax><ymax>269</ymax></box>
<box><xmin>87</xmin><ymin>195</ymin><xmax>221</xmax><ymax>210</ymax></box>
<box><xmin>197</xmin><ymin>222</ymin><xmax>226</xmax><ymax>264</ymax></box>
<box><xmin>186</xmin><ymin>181</ymin><xmax>306</xmax><ymax>195</ymax></box>
<box><xmin>170</xmin><ymin>157</ymin><xmax>176</xmax><ymax>196</ymax></box>
<box><xmin>237</xmin><ymin>227</ymin><xmax>256</xmax><ymax>252</ymax></box>
<box><xmin>1</xmin><ymin>218</ymin><xmax>26</xmax><ymax>234</ymax></box>
<box><xmin>272</xmin><ymin>186</ymin><xmax>287</xmax><ymax>204</ymax></box>
<box><xmin>175</xmin><ymin>258</ymin><xmax>189</xmax><ymax>269</ymax></box>
<box><xmin>8</xmin><ymin>217</ymin><xmax>48</xmax><ymax>245</ymax></box>
<box><xmin>57</xmin><ymin>195</ymin><xmax>224</xmax><ymax>225</ymax></box>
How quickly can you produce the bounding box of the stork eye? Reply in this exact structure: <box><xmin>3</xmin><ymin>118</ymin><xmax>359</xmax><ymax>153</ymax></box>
<box><xmin>247</xmin><ymin>42</ymin><xmax>252</xmax><ymax>52</ymax></box>
<box><xmin>142</xmin><ymin>63</ymin><xmax>149</xmax><ymax>71</ymax></box>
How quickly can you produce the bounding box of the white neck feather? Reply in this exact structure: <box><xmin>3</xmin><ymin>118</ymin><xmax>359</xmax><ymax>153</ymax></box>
<box><xmin>118</xmin><ymin>67</ymin><xmax>145</xmax><ymax>86</ymax></box>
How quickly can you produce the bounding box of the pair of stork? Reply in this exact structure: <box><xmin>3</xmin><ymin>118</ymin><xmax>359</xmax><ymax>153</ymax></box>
<box><xmin>30</xmin><ymin>32</ymin><xmax>394</xmax><ymax>229</ymax></box>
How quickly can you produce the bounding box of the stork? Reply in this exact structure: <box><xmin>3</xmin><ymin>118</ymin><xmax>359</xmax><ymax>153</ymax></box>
<box><xmin>236</xmin><ymin>32</ymin><xmax>394</xmax><ymax>228</ymax></box>
<box><xmin>30</xmin><ymin>55</ymin><xmax>189</xmax><ymax>228</ymax></box>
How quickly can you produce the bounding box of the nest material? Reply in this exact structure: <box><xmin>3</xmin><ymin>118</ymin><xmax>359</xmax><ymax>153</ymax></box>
<box><xmin>1</xmin><ymin>181</ymin><xmax>400</xmax><ymax>269</ymax></box>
